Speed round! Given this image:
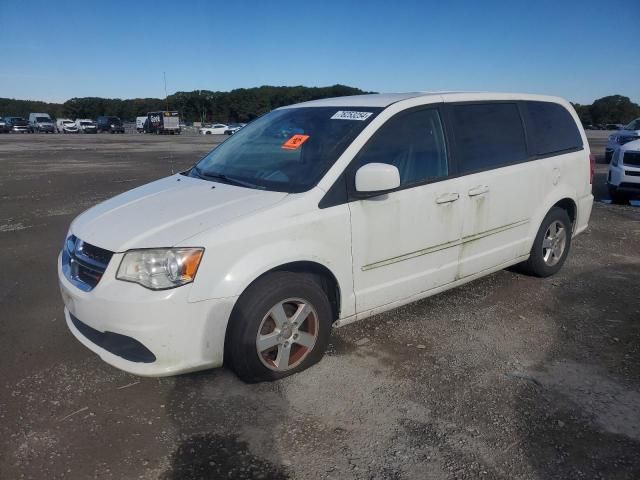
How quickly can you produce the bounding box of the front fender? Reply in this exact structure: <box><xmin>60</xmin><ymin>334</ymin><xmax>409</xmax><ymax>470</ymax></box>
<box><xmin>186</xmin><ymin>203</ymin><xmax>355</xmax><ymax>319</ymax></box>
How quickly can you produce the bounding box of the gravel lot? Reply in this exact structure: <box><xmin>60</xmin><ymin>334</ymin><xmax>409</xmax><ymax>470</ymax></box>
<box><xmin>0</xmin><ymin>132</ymin><xmax>639</xmax><ymax>479</ymax></box>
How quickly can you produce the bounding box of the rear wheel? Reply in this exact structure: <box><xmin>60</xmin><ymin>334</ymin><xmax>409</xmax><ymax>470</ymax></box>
<box><xmin>518</xmin><ymin>207</ymin><xmax>572</xmax><ymax>277</ymax></box>
<box><xmin>226</xmin><ymin>272</ymin><xmax>332</xmax><ymax>383</ymax></box>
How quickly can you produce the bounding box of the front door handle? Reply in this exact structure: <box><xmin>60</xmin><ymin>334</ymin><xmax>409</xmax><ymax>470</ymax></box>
<box><xmin>436</xmin><ymin>192</ymin><xmax>460</xmax><ymax>204</ymax></box>
<box><xmin>468</xmin><ymin>185</ymin><xmax>489</xmax><ymax>196</ymax></box>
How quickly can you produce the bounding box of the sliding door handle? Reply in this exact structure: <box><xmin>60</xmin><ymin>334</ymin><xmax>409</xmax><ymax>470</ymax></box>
<box><xmin>468</xmin><ymin>185</ymin><xmax>489</xmax><ymax>196</ymax></box>
<box><xmin>436</xmin><ymin>192</ymin><xmax>460</xmax><ymax>204</ymax></box>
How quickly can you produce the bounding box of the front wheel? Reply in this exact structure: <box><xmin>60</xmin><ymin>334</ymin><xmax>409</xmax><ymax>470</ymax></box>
<box><xmin>226</xmin><ymin>272</ymin><xmax>332</xmax><ymax>383</ymax></box>
<box><xmin>608</xmin><ymin>186</ymin><xmax>629</xmax><ymax>205</ymax></box>
<box><xmin>518</xmin><ymin>207</ymin><xmax>572</xmax><ymax>277</ymax></box>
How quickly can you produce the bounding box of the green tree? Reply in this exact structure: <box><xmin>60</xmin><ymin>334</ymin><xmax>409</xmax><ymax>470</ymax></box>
<box><xmin>589</xmin><ymin>95</ymin><xmax>640</xmax><ymax>124</ymax></box>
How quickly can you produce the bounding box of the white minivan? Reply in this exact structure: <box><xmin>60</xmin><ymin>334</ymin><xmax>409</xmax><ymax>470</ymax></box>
<box><xmin>58</xmin><ymin>92</ymin><xmax>594</xmax><ymax>382</ymax></box>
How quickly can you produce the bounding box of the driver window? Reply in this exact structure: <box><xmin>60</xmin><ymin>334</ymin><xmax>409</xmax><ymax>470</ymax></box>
<box><xmin>354</xmin><ymin>108</ymin><xmax>448</xmax><ymax>187</ymax></box>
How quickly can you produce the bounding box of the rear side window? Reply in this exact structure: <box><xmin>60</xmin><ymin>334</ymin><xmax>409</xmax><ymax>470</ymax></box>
<box><xmin>523</xmin><ymin>101</ymin><xmax>582</xmax><ymax>155</ymax></box>
<box><xmin>353</xmin><ymin>108</ymin><xmax>448</xmax><ymax>187</ymax></box>
<box><xmin>449</xmin><ymin>103</ymin><xmax>527</xmax><ymax>174</ymax></box>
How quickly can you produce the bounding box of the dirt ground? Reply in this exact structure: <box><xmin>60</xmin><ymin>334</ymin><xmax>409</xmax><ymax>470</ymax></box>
<box><xmin>0</xmin><ymin>132</ymin><xmax>638</xmax><ymax>479</ymax></box>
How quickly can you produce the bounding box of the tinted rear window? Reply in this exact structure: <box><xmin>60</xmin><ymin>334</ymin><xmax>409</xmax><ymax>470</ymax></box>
<box><xmin>449</xmin><ymin>103</ymin><xmax>528</xmax><ymax>173</ymax></box>
<box><xmin>523</xmin><ymin>101</ymin><xmax>582</xmax><ymax>155</ymax></box>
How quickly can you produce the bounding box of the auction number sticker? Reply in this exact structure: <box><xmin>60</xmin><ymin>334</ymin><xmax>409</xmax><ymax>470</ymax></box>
<box><xmin>330</xmin><ymin>110</ymin><xmax>373</xmax><ymax>121</ymax></box>
<box><xmin>282</xmin><ymin>134</ymin><xmax>310</xmax><ymax>150</ymax></box>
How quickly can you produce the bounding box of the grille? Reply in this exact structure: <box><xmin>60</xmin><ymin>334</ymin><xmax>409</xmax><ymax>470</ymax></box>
<box><xmin>624</xmin><ymin>151</ymin><xmax>640</xmax><ymax>167</ymax></box>
<box><xmin>62</xmin><ymin>235</ymin><xmax>113</xmax><ymax>291</ymax></box>
<box><xmin>626</xmin><ymin>170</ymin><xmax>640</xmax><ymax>177</ymax></box>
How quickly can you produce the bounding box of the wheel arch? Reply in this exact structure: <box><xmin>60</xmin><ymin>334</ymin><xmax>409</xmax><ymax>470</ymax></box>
<box><xmin>553</xmin><ymin>197</ymin><xmax>577</xmax><ymax>228</ymax></box>
<box><xmin>222</xmin><ymin>260</ymin><xmax>343</xmax><ymax>368</ymax></box>
<box><xmin>526</xmin><ymin>193</ymin><xmax>578</xmax><ymax>254</ymax></box>
<box><xmin>240</xmin><ymin>261</ymin><xmax>342</xmax><ymax>323</ymax></box>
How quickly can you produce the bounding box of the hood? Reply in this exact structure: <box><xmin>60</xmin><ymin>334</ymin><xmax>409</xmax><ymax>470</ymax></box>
<box><xmin>621</xmin><ymin>139</ymin><xmax>640</xmax><ymax>152</ymax></box>
<box><xmin>71</xmin><ymin>174</ymin><xmax>288</xmax><ymax>252</ymax></box>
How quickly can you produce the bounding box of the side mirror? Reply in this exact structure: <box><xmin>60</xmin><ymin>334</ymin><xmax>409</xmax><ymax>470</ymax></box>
<box><xmin>355</xmin><ymin>163</ymin><xmax>400</xmax><ymax>194</ymax></box>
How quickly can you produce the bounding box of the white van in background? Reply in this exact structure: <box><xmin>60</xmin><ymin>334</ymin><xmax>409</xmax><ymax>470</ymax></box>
<box><xmin>136</xmin><ymin>116</ymin><xmax>147</xmax><ymax>133</ymax></box>
<box><xmin>29</xmin><ymin>113</ymin><xmax>55</xmax><ymax>133</ymax></box>
<box><xmin>59</xmin><ymin>92</ymin><xmax>593</xmax><ymax>382</ymax></box>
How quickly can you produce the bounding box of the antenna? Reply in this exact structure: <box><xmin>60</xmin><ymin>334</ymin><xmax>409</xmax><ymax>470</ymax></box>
<box><xmin>163</xmin><ymin>72</ymin><xmax>169</xmax><ymax>111</ymax></box>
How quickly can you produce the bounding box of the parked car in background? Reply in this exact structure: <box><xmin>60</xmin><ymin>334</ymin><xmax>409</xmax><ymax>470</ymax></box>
<box><xmin>6</xmin><ymin>117</ymin><xmax>32</xmax><ymax>133</ymax></box>
<box><xmin>224</xmin><ymin>123</ymin><xmax>246</xmax><ymax>135</ymax></box>
<box><xmin>606</xmin><ymin>118</ymin><xmax>640</xmax><ymax>162</ymax></box>
<box><xmin>97</xmin><ymin>116</ymin><xmax>125</xmax><ymax>133</ymax></box>
<box><xmin>57</xmin><ymin>118</ymin><xmax>79</xmax><ymax>134</ymax></box>
<box><xmin>199</xmin><ymin>123</ymin><xmax>227</xmax><ymax>135</ymax></box>
<box><xmin>144</xmin><ymin>111</ymin><xmax>181</xmax><ymax>135</ymax></box>
<box><xmin>0</xmin><ymin>117</ymin><xmax>9</xmax><ymax>133</ymax></box>
<box><xmin>608</xmin><ymin>139</ymin><xmax>640</xmax><ymax>204</ymax></box>
<box><xmin>58</xmin><ymin>92</ymin><xmax>593</xmax><ymax>382</ymax></box>
<box><xmin>29</xmin><ymin>113</ymin><xmax>55</xmax><ymax>133</ymax></box>
<box><xmin>136</xmin><ymin>116</ymin><xmax>147</xmax><ymax>133</ymax></box>
<box><xmin>76</xmin><ymin>119</ymin><xmax>97</xmax><ymax>133</ymax></box>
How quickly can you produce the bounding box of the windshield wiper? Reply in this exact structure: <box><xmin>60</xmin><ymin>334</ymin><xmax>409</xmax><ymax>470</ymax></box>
<box><xmin>191</xmin><ymin>167</ymin><xmax>265</xmax><ymax>190</ymax></box>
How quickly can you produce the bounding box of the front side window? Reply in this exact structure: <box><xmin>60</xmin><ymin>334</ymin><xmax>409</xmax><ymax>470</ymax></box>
<box><xmin>449</xmin><ymin>103</ymin><xmax>528</xmax><ymax>174</ymax></box>
<box><xmin>352</xmin><ymin>108</ymin><xmax>448</xmax><ymax>187</ymax></box>
<box><xmin>523</xmin><ymin>101</ymin><xmax>582</xmax><ymax>155</ymax></box>
<box><xmin>191</xmin><ymin>106</ymin><xmax>381</xmax><ymax>193</ymax></box>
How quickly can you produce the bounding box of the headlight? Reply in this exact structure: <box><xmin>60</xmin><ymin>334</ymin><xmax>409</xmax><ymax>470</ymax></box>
<box><xmin>116</xmin><ymin>248</ymin><xmax>204</xmax><ymax>290</ymax></box>
<box><xmin>612</xmin><ymin>149</ymin><xmax>619</xmax><ymax>167</ymax></box>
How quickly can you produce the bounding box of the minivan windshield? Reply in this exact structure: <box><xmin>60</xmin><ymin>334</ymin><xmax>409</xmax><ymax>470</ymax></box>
<box><xmin>189</xmin><ymin>106</ymin><xmax>381</xmax><ymax>192</ymax></box>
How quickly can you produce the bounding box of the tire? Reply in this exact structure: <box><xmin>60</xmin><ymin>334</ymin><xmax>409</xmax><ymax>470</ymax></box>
<box><xmin>518</xmin><ymin>207</ymin><xmax>572</xmax><ymax>277</ymax></box>
<box><xmin>609</xmin><ymin>186</ymin><xmax>629</xmax><ymax>205</ymax></box>
<box><xmin>226</xmin><ymin>271</ymin><xmax>333</xmax><ymax>383</ymax></box>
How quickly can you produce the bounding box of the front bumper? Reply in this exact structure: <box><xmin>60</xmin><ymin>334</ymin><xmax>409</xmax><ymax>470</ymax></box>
<box><xmin>608</xmin><ymin>164</ymin><xmax>640</xmax><ymax>191</ymax></box>
<box><xmin>58</xmin><ymin>252</ymin><xmax>237</xmax><ymax>376</ymax></box>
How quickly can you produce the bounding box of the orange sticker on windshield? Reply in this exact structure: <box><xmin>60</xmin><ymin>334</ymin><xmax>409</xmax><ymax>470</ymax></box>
<box><xmin>282</xmin><ymin>134</ymin><xmax>310</xmax><ymax>150</ymax></box>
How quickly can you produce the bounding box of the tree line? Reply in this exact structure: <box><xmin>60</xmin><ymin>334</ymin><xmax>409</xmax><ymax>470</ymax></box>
<box><xmin>0</xmin><ymin>84</ymin><xmax>368</xmax><ymax>123</ymax></box>
<box><xmin>1</xmin><ymin>89</ymin><xmax>637</xmax><ymax>126</ymax></box>
<box><xmin>572</xmin><ymin>95</ymin><xmax>640</xmax><ymax>125</ymax></box>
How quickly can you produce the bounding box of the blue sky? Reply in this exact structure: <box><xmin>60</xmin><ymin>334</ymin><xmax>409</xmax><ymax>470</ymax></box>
<box><xmin>1</xmin><ymin>0</ymin><xmax>638</xmax><ymax>104</ymax></box>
